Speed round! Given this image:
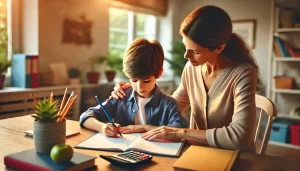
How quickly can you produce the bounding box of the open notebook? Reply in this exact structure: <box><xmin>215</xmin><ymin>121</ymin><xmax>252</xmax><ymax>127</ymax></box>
<box><xmin>75</xmin><ymin>133</ymin><xmax>185</xmax><ymax>157</ymax></box>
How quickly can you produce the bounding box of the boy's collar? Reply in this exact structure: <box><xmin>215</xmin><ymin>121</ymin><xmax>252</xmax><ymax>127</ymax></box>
<box><xmin>127</xmin><ymin>84</ymin><xmax>161</xmax><ymax>107</ymax></box>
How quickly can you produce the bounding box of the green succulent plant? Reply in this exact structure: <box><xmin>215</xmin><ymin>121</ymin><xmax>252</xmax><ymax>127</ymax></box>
<box><xmin>31</xmin><ymin>98</ymin><xmax>60</xmax><ymax>122</ymax></box>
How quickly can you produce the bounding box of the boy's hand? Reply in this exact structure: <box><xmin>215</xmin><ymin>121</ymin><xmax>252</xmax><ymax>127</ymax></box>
<box><xmin>119</xmin><ymin>125</ymin><xmax>147</xmax><ymax>134</ymax></box>
<box><xmin>109</xmin><ymin>82</ymin><xmax>132</xmax><ymax>100</ymax></box>
<box><xmin>103</xmin><ymin>123</ymin><xmax>121</xmax><ymax>137</ymax></box>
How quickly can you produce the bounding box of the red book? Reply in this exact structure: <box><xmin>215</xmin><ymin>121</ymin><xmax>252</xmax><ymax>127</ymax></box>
<box><xmin>4</xmin><ymin>149</ymin><xmax>96</xmax><ymax>171</ymax></box>
<box><xmin>31</xmin><ymin>55</ymin><xmax>39</xmax><ymax>88</ymax></box>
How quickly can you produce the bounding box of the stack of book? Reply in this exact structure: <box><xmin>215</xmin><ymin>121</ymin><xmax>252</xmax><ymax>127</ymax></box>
<box><xmin>12</xmin><ymin>54</ymin><xmax>39</xmax><ymax>88</ymax></box>
<box><xmin>273</xmin><ymin>36</ymin><xmax>300</xmax><ymax>58</ymax></box>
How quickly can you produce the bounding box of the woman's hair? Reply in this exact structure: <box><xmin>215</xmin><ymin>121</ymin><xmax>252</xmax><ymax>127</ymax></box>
<box><xmin>180</xmin><ymin>5</ymin><xmax>262</xmax><ymax>90</ymax></box>
<box><xmin>123</xmin><ymin>38</ymin><xmax>164</xmax><ymax>78</ymax></box>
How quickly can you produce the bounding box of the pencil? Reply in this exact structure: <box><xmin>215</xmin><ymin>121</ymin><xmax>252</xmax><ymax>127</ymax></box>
<box><xmin>58</xmin><ymin>88</ymin><xmax>68</xmax><ymax>116</ymax></box>
<box><xmin>30</xmin><ymin>92</ymin><xmax>37</xmax><ymax>104</ymax></box>
<box><xmin>50</xmin><ymin>91</ymin><xmax>53</xmax><ymax>103</ymax></box>
<box><xmin>95</xmin><ymin>96</ymin><xmax>122</xmax><ymax>137</ymax></box>
<box><xmin>59</xmin><ymin>94</ymin><xmax>77</xmax><ymax>121</ymax></box>
<box><xmin>57</xmin><ymin>91</ymin><xmax>74</xmax><ymax>122</ymax></box>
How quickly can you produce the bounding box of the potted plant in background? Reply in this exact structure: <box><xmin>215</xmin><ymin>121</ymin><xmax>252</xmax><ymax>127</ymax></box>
<box><xmin>105</xmin><ymin>52</ymin><xmax>123</xmax><ymax>82</ymax></box>
<box><xmin>68</xmin><ymin>67</ymin><xmax>81</xmax><ymax>85</ymax></box>
<box><xmin>31</xmin><ymin>98</ymin><xmax>66</xmax><ymax>153</ymax></box>
<box><xmin>0</xmin><ymin>57</ymin><xmax>12</xmax><ymax>89</ymax></box>
<box><xmin>86</xmin><ymin>56</ymin><xmax>106</xmax><ymax>84</ymax></box>
<box><xmin>165</xmin><ymin>39</ymin><xmax>187</xmax><ymax>85</ymax></box>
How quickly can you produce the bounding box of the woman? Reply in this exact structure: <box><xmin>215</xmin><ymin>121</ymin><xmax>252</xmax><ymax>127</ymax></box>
<box><xmin>111</xmin><ymin>5</ymin><xmax>262</xmax><ymax>152</ymax></box>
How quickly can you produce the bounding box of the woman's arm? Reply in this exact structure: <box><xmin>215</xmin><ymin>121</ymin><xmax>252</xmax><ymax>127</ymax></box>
<box><xmin>206</xmin><ymin>66</ymin><xmax>257</xmax><ymax>151</ymax></box>
<box><xmin>141</xmin><ymin>126</ymin><xmax>208</xmax><ymax>145</ymax></box>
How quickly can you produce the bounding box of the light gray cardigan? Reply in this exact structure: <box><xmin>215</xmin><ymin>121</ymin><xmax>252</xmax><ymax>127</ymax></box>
<box><xmin>173</xmin><ymin>62</ymin><xmax>257</xmax><ymax>152</ymax></box>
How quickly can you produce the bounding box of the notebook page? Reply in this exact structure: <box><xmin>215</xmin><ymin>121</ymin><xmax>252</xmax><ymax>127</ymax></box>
<box><xmin>127</xmin><ymin>136</ymin><xmax>184</xmax><ymax>156</ymax></box>
<box><xmin>76</xmin><ymin>133</ymin><xmax>140</xmax><ymax>151</ymax></box>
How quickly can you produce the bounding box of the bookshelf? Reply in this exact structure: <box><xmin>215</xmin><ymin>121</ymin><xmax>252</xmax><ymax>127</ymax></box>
<box><xmin>268</xmin><ymin>0</ymin><xmax>300</xmax><ymax>148</ymax></box>
<box><xmin>269</xmin><ymin>0</ymin><xmax>300</xmax><ymax>120</ymax></box>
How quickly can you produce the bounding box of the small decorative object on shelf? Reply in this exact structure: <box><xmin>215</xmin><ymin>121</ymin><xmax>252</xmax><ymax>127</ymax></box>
<box><xmin>0</xmin><ymin>57</ymin><xmax>12</xmax><ymax>89</ymax></box>
<box><xmin>290</xmin><ymin>106</ymin><xmax>300</xmax><ymax>118</ymax></box>
<box><xmin>86</xmin><ymin>56</ymin><xmax>105</xmax><ymax>84</ymax></box>
<box><xmin>274</xmin><ymin>76</ymin><xmax>295</xmax><ymax>89</ymax></box>
<box><xmin>68</xmin><ymin>67</ymin><xmax>81</xmax><ymax>85</ymax></box>
<box><xmin>31</xmin><ymin>88</ymin><xmax>78</xmax><ymax>153</ymax></box>
<box><xmin>104</xmin><ymin>52</ymin><xmax>123</xmax><ymax>82</ymax></box>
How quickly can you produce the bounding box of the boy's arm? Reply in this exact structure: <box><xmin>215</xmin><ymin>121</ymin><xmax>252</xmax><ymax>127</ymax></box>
<box><xmin>79</xmin><ymin>98</ymin><xmax>118</xmax><ymax>128</ymax></box>
<box><xmin>83</xmin><ymin>117</ymin><xmax>106</xmax><ymax>133</ymax></box>
<box><xmin>166</xmin><ymin>101</ymin><xmax>188</xmax><ymax>128</ymax></box>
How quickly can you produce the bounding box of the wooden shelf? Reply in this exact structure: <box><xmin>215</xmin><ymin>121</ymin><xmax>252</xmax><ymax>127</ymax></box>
<box><xmin>276</xmin><ymin>28</ymin><xmax>300</xmax><ymax>33</ymax></box>
<box><xmin>269</xmin><ymin>141</ymin><xmax>300</xmax><ymax>150</ymax></box>
<box><xmin>277</xmin><ymin>113</ymin><xmax>300</xmax><ymax>121</ymax></box>
<box><xmin>274</xmin><ymin>89</ymin><xmax>300</xmax><ymax>94</ymax></box>
<box><xmin>274</xmin><ymin>58</ymin><xmax>300</xmax><ymax>62</ymax></box>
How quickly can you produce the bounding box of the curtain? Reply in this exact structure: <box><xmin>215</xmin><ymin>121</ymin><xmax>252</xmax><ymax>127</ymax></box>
<box><xmin>110</xmin><ymin>0</ymin><xmax>169</xmax><ymax>16</ymax></box>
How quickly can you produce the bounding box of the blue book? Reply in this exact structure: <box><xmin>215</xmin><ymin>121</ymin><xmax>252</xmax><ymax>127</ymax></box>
<box><xmin>274</xmin><ymin>36</ymin><xmax>291</xmax><ymax>57</ymax></box>
<box><xmin>4</xmin><ymin>148</ymin><xmax>96</xmax><ymax>171</ymax></box>
<box><xmin>12</xmin><ymin>54</ymin><xmax>32</xmax><ymax>88</ymax></box>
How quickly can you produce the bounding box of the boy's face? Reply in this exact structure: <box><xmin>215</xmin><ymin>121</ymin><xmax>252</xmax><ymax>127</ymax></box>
<box><xmin>129</xmin><ymin>75</ymin><xmax>157</xmax><ymax>98</ymax></box>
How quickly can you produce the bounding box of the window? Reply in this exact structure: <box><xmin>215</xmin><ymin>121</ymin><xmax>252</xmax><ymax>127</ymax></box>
<box><xmin>0</xmin><ymin>0</ymin><xmax>8</xmax><ymax>60</ymax></box>
<box><xmin>109</xmin><ymin>8</ymin><xmax>157</xmax><ymax>57</ymax></box>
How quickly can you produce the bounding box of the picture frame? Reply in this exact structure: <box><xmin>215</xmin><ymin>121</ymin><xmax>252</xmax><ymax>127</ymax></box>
<box><xmin>232</xmin><ymin>19</ymin><xmax>256</xmax><ymax>49</ymax></box>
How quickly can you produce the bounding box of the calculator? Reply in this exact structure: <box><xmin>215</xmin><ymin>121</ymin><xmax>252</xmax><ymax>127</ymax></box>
<box><xmin>100</xmin><ymin>151</ymin><xmax>152</xmax><ymax>168</ymax></box>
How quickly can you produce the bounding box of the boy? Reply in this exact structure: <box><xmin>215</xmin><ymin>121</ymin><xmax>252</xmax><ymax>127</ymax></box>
<box><xmin>79</xmin><ymin>38</ymin><xmax>187</xmax><ymax>137</ymax></box>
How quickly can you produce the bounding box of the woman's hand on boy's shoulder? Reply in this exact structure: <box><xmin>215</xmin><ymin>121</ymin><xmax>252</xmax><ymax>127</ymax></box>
<box><xmin>109</xmin><ymin>82</ymin><xmax>132</xmax><ymax>100</ymax></box>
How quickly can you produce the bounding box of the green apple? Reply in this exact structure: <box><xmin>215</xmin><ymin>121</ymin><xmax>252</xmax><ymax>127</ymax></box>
<box><xmin>50</xmin><ymin>144</ymin><xmax>74</xmax><ymax>164</ymax></box>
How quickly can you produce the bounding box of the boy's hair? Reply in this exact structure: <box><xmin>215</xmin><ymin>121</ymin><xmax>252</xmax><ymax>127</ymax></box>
<box><xmin>123</xmin><ymin>38</ymin><xmax>164</xmax><ymax>78</ymax></box>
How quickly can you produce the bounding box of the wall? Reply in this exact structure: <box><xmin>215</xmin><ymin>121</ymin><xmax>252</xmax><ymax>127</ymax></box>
<box><xmin>171</xmin><ymin>0</ymin><xmax>273</xmax><ymax>95</ymax></box>
<box><xmin>20</xmin><ymin>0</ymin><xmax>39</xmax><ymax>55</ymax></box>
<box><xmin>38</xmin><ymin>0</ymin><xmax>109</xmax><ymax>82</ymax></box>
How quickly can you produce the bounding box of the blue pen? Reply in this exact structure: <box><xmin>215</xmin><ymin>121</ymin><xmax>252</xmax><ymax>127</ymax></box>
<box><xmin>94</xmin><ymin>96</ymin><xmax>122</xmax><ymax>137</ymax></box>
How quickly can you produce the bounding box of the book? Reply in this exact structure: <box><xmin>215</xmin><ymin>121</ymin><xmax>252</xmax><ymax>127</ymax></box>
<box><xmin>12</xmin><ymin>54</ymin><xmax>32</xmax><ymax>88</ymax></box>
<box><xmin>274</xmin><ymin>36</ymin><xmax>291</xmax><ymax>57</ymax></box>
<box><xmin>31</xmin><ymin>55</ymin><xmax>39</xmax><ymax>88</ymax></box>
<box><xmin>173</xmin><ymin>145</ymin><xmax>240</xmax><ymax>171</ymax></box>
<box><xmin>75</xmin><ymin>133</ymin><xmax>185</xmax><ymax>157</ymax></box>
<box><xmin>4</xmin><ymin>148</ymin><xmax>96</xmax><ymax>171</ymax></box>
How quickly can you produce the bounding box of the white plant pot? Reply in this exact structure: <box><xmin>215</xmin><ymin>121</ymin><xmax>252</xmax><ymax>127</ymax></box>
<box><xmin>69</xmin><ymin>78</ymin><xmax>80</xmax><ymax>85</ymax></box>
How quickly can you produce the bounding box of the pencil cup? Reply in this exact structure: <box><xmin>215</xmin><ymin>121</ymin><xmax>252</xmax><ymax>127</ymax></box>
<box><xmin>33</xmin><ymin>120</ymin><xmax>66</xmax><ymax>153</ymax></box>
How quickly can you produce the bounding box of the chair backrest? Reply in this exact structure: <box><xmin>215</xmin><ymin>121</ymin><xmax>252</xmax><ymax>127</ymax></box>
<box><xmin>254</xmin><ymin>94</ymin><xmax>277</xmax><ymax>155</ymax></box>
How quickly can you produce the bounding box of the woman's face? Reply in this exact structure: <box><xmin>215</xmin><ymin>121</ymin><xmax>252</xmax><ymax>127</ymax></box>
<box><xmin>182</xmin><ymin>35</ymin><xmax>216</xmax><ymax>66</ymax></box>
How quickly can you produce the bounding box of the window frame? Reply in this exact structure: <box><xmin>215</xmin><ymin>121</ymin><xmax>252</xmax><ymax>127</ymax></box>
<box><xmin>108</xmin><ymin>8</ymin><xmax>158</xmax><ymax>55</ymax></box>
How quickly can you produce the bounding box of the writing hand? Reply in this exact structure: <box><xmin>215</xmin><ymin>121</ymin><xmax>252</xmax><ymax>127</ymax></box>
<box><xmin>103</xmin><ymin>123</ymin><xmax>121</xmax><ymax>137</ymax></box>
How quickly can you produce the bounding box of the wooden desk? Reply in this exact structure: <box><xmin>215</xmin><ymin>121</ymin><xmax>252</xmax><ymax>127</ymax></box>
<box><xmin>0</xmin><ymin>116</ymin><xmax>299</xmax><ymax>171</ymax></box>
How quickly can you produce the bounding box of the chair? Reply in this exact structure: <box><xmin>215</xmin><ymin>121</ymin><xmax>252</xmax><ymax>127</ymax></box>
<box><xmin>254</xmin><ymin>94</ymin><xmax>277</xmax><ymax>155</ymax></box>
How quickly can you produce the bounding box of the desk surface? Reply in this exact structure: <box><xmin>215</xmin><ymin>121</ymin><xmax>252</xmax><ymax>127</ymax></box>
<box><xmin>0</xmin><ymin>116</ymin><xmax>299</xmax><ymax>171</ymax></box>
